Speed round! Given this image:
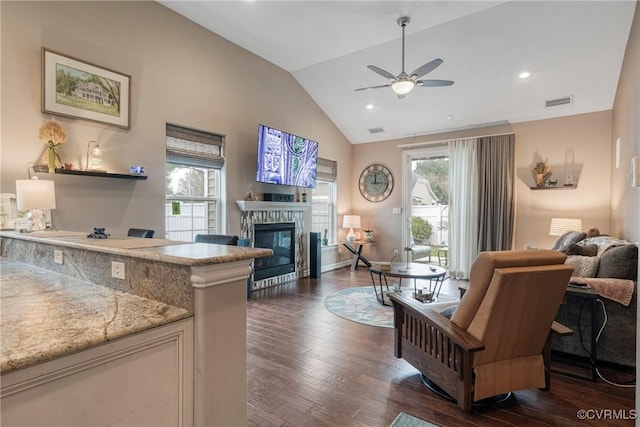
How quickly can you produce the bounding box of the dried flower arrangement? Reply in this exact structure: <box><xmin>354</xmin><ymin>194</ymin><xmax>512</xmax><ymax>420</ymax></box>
<box><xmin>531</xmin><ymin>161</ymin><xmax>551</xmax><ymax>187</ymax></box>
<box><xmin>38</xmin><ymin>119</ymin><xmax>66</xmax><ymax>173</ymax></box>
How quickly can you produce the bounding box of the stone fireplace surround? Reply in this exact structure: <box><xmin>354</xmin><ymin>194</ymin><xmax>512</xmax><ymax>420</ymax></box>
<box><xmin>236</xmin><ymin>201</ymin><xmax>309</xmax><ymax>291</ymax></box>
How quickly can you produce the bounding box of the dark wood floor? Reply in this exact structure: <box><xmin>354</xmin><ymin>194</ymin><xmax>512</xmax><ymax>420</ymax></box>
<box><xmin>247</xmin><ymin>268</ymin><xmax>635</xmax><ymax>426</ymax></box>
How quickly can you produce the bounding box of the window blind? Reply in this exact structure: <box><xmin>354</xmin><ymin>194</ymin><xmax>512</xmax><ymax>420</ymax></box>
<box><xmin>316</xmin><ymin>158</ymin><xmax>337</xmax><ymax>182</ymax></box>
<box><xmin>166</xmin><ymin>123</ymin><xmax>225</xmax><ymax>169</ymax></box>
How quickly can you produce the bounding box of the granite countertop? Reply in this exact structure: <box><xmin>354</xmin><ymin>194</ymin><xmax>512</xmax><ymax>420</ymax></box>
<box><xmin>0</xmin><ymin>258</ymin><xmax>191</xmax><ymax>373</ymax></box>
<box><xmin>0</xmin><ymin>230</ymin><xmax>273</xmax><ymax>266</ymax></box>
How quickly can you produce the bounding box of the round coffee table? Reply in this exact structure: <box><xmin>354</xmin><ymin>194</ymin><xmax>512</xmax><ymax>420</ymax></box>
<box><xmin>369</xmin><ymin>262</ymin><xmax>447</xmax><ymax>306</ymax></box>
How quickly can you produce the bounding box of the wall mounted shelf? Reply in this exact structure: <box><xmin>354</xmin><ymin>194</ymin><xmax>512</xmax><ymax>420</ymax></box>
<box><xmin>530</xmin><ymin>185</ymin><xmax>576</xmax><ymax>190</ymax></box>
<box><xmin>36</xmin><ymin>168</ymin><xmax>147</xmax><ymax>180</ymax></box>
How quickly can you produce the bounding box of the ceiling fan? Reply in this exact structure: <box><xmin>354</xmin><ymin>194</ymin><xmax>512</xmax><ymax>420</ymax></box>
<box><xmin>355</xmin><ymin>16</ymin><xmax>454</xmax><ymax>98</ymax></box>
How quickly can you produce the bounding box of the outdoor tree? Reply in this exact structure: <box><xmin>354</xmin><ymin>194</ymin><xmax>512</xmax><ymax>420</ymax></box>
<box><xmin>166</xmin><ymin>164</ymin><xmax>205</xmax><ymax>197</ymax></box>
<box><xmin>415</xmin><ymin>158</ymin><xmax>449</xmax><ymax>205</ymax></box>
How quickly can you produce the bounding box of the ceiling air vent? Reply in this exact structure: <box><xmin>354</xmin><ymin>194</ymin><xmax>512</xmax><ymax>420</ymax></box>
<box><xmin>545</xmin><ymin>96</ymin><xmax>573</xmax><ymax>108</ymax></box>
<box><xmin>368</xmin><ymin>127</ymin><xmax>385</xmax><ymax>134</ymax></box>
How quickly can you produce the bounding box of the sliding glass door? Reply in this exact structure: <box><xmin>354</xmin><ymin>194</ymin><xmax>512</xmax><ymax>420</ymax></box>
<box><xmin>402</xmin><ymin>146</ymin><xmax>449</xmax><ymax>265</ymax></box>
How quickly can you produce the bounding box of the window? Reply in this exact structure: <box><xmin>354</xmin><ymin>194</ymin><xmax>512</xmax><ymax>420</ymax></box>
<box><xmin>311</xmin><ymin>158</ymin><xmax>337</xmax><ymax>243</ymax></box>
<box><xmin>165</xmin><ymin>124</ymin><xmax>225</xmax><ymax>241</ymax></box>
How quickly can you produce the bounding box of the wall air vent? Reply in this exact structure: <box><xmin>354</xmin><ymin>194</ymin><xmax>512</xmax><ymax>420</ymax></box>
<box><xmin>545</xmin><ymin>96</ymin><xmax>573</xmax><ymax>108</ymax></box>
<box><xmin>368</xmin><ymin>127</ymin><xmax>385</xmax><ymax>134</ymax></box>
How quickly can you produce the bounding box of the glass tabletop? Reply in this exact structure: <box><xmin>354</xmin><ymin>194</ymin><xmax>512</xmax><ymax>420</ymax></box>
<box><xmin>369</xmin><ymin>262</ymin><xmax>446</xmax><ymax>278</ymax></box>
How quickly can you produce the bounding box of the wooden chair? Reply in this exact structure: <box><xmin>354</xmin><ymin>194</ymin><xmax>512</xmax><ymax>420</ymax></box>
<box><xmin>194</xmin><ymin>234</ymin><xmax>239</xmax><ymax>246</ymax></box>
<box><xmin>389</xmin><ymin>249</ymin><xmax>573</xmax><ymax>411</ymax></box>
<box><xmin>127</xmin><ymin>228</ymin><xmax>154</xmax><ymax>238</ymax></box>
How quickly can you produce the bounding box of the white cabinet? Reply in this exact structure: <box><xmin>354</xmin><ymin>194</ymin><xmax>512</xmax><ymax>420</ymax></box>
<box><xmin>1</xmin><ymin>319</ymin><xmax>193</xmax><ymax>427</ymax></box>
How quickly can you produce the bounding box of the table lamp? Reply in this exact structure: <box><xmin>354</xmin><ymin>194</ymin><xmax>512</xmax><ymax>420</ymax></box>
<box><xmin>549</xmin><ymin>218</ymin><xmax>582</xmax><ymax>236</ymax></box>
<box><xmin>16</xmin><ymin>178</ymin><xmax>56</xmax><ymax>231</ymax></box>
<box><xmin>342</xmin><ymin>215</ymin><xmax>361</xmax><ymax>242</ymax></box>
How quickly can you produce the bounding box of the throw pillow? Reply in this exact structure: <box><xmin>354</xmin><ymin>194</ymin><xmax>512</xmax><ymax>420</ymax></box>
<box><xmin>564</xmin><ymin>243</ymin><xmax>598</xmax><ymax>257</ymax></box>
<box><xmin>552</xmin><ymin>231</ymin><xmax>587</xmax><ymax>252</ymax></box>
<box><xmin>579</xmin><ymin>235</ymin><xmax>627</xmax><ymax>251</ymax></box>
<box><xmin>596</xmin><ymin>244</ymin><xmax>639</xmax><ymax>280</ymax></box>
<box><xmin>565</xmin><ymin>255</ymin><xmax>600</xmax><ymax>277</ymax></box>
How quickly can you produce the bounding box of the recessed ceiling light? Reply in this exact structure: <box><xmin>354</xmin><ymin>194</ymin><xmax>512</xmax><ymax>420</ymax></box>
<box><xmin>447</xmin><ymin>115</ymin><xmax>454</xmax><ymax>120</ymax></box>
<box><xmin>365</xmin><ymin>104</ymin><xmax>374</xmax><ymax>110</ymax></box>
<box><xmin>518</xmin><ymin>70</ymin><xmax>531</xmax><ymax>79</ymax></box>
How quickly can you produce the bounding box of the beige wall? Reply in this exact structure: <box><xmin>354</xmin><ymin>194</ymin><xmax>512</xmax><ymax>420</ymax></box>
<box><xmin>352</xmin><ymin>111</ymin><xmax>613</xmax><ymax>259</ymax></box>
<box><xmin>611</xmin><ymin>0</ymin><xmax>640</xmax><ymax>243</ymax></box>
<box><xmin>1</xmin><ymin>1</ymin><xmax>637</xmax><ymax>271</ymax></box>
<box><xmin>0</xmin><ymin>1</ymin><xmax>352</xmax><ymax>241</ymax></box>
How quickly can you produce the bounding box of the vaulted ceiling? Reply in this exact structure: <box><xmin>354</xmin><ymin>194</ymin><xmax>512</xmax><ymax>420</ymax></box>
<box><xmin>160</xmin><ymin>1</ymin><xmax>636</xmax><ymax>144</ymax></box>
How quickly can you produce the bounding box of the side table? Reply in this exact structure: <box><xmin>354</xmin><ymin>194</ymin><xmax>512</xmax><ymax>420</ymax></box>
<box><xmin>342</xmin><ymin>240</ymin><xmax>375</xmax><ymax>271</ymax></box>
<box><xmin>551</xmin><ymin>285</ymin><xmax>598</xmax><ymax>382</ymax></box>
<box><xmin>369</xmin><ymin>262</ymin><xmax>447</xmax><ymax>306</ymax></box>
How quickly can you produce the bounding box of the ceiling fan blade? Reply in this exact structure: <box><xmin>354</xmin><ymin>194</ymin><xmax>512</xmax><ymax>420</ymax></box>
<box><xmin>367</xmin><ymin>65</ymin><xmax>397</xmax><ymax>80</ymax></box>
<box><xmin>410</xmin><ymin>58</ymin><xmax>443</xmax><ymax>79</ymax></box>
<box><xmin>416</xmin><ymin>79</ymin><xmax>455</xmax><ymax>87</ymax></box>
<box><xmin>355</xmin><ymin>83</ymin><xmax>391</xmax><ymax>92</ymax></box>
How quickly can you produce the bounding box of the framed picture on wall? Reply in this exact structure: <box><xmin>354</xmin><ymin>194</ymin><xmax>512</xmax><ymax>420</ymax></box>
<box><xmin>42</xmin><ymin>48</ymin><xmax>131</xmax><ymax>129</ymax></box>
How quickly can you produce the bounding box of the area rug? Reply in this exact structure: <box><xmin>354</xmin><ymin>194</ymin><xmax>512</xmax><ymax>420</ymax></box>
<box><xmin>390</xmin><ymin>412</ymin><xmax>440</xmax><ymax>427</ymax></box>
<box><xmin>324</xmin><ymin>286</ymin><xmax>457</xmax><ymax>328</ymax></box>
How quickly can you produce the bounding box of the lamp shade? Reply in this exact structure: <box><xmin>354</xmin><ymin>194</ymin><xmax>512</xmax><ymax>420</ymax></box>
<box><xmin>16</xmin><ymin>179</ymin><xmax>56</xmax><ymax>210</ymax></box>
<box><xmin>342</xmin><ymin>215</ymin><xmax>361</xmax><ymax>229</ymax></box>
<box><xmin>549</xmin><ymin>218</ymin><xmax>582</xmax><ymax>236</ymax></box>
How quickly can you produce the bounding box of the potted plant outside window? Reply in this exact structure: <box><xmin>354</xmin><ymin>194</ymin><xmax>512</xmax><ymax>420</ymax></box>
<box><xmin>411</xmin><ymin>216</ymin><xmax>433</xmax><ymax>245</ymax></box>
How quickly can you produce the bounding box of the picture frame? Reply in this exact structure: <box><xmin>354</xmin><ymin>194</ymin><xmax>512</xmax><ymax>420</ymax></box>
<box><xmin>42</xmin><ymin>48</ymin><xmax>131</xmax><ymax>129</ymax></box>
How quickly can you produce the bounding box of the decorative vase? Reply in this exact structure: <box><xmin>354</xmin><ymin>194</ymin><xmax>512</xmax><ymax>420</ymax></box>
<box><xmin>47</xmin><ymin>147</ymin><xmax>56</xmax><ymax>173</ymax></box>
<box><xmin>404</xmin><ymin>247</ymin><xmax>412</xmax><ymax>269</ymax></box>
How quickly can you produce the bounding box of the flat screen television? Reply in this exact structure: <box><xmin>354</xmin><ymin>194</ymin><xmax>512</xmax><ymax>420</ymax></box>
<box><xmin>256</xmin><ymin>124</ymin><xmax>318</xmax><ymax>188</ymax></box>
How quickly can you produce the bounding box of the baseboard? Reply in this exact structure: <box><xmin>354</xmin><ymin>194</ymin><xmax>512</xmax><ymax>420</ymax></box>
<box><xmin>322</xmin><ymin>260</ymin><xmax>351</xmax><ymax>272</ymax></box>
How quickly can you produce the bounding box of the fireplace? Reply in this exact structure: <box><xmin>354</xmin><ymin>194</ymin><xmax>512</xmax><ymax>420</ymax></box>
<box><xmin>253</xmin><ymin>222</ymin><xmax>296</xmax><ymax>281</ymax></box>
<box><xmin>236</xmin><ymin>200</ymin><xmax>308</xmax><ymax>291</ymax></box>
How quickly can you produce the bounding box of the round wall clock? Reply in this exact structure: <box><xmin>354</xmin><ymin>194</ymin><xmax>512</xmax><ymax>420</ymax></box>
<box><xmin>359</xmin><ymin>163</ymin><xmax>394</xmax><ymax>202</ymax></box>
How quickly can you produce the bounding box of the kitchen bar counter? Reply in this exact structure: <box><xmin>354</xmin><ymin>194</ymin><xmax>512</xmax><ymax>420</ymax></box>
<box><xmin>1</xmin><ymin>230</ymin><xmax>271</xmax><ymax>266</ymax></box>
<box><xmin>0</xmin><ymin>230</ymin><xmax>272</xmax><ymax>426</ymax></box>
<box><xmin>1</xmin><ymin>258</ymin><xmax>190</xmax><ymax>373</ymax></box>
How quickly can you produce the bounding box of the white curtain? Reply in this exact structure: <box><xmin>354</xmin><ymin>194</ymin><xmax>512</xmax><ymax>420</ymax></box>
<box><xmin>448</xmin><ymin>138</ymin><xmax>479</xmax><ymax>279</ymax></box>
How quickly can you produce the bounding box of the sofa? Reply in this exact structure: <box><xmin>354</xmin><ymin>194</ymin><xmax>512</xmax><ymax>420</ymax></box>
<box><xmin>550</xmin><ymin>232</ymin><xmax>638</xmax><ymax>368</ymax></box>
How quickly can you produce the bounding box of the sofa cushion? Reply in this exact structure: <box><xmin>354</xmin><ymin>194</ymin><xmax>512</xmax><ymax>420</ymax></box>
<box><xmin>565</xmin><ymin>255</ymin><xmax>600</xmax><ymax>277</ymax></box>
<box><xmin>565</xmin><ymin>243</ymin><xmax>598</xmax><ymax>257</ymax></box>
<box><xmin>597</xmin><ymin>244</ymin><xmax>638</xmax><ymax>280</ymax></box>
<box><xmin>552</xmin><ymin>231</ymin><xmax>586</xmax><ymax>252</ymax></box>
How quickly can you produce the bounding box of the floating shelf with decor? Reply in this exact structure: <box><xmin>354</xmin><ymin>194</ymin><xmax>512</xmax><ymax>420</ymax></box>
<box><xmin>517</xmin><ymin>162</ymin><xmax>581</xmax><ymax>190</ymax></box>
<box><xmin>529</xmin><ymin>184</ymin><xmax>576</xmax><ymax>190</ymax></box>
<box><xmin>34</xmin><ymin>166</ymin><xmax>147</xmax><ymax>180</ymax></box>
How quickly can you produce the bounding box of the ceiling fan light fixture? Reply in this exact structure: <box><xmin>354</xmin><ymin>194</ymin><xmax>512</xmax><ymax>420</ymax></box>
<box><xmin>392</xmin><ymin>79</ymin><xmax>415</xmax><ymax>95</ymax></box>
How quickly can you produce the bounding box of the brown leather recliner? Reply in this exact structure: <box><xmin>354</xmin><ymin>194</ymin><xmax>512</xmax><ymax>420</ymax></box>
<box><xmin>389</xmin><ymin>249</ymin><xmax>573</xmax><ymax>411</ymax></box>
